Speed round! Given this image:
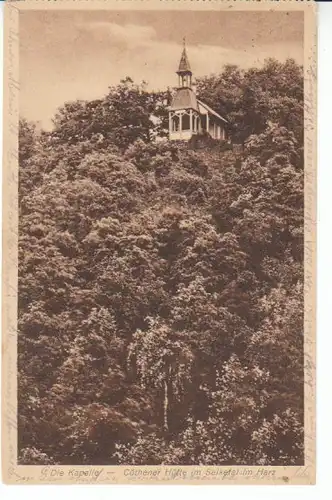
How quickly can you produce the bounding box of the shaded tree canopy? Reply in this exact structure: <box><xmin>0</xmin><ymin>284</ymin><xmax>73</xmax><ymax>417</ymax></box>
<box><xmin>50</xmin><ymin>78</ymin><xmax>169</xmax><ymax>151</ymax></box>
<box><xmin>196</xmin><ymin>58</ymin><xmax>303</xmax><ymax>144</ymax></box>
<box><xmin>18</xmin><ymin>58</ymin><xmax>304</xmax><ymax>466</ymax></box>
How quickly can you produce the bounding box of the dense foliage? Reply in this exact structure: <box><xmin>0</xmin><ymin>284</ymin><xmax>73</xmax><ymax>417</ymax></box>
<box><xmin>197</xmin><ymin>58</ymin><xmax>303</xmax><ymax>145</ymax></box>
<box><xmin>18</xmin><ymin>59</ymin><xmax>304</xmax><ymax>466</ymax></box>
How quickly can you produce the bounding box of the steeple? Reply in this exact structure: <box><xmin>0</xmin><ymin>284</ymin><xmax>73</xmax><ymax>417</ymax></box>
<box><xmin>169</xmin><ymin>38</ymin><xmax>228</xmax><ymax>142</ymax></box>
<box><xmin>176</xmin><ymin>38</ymin><xmax>192</xmax><ymax>88</ymax></box>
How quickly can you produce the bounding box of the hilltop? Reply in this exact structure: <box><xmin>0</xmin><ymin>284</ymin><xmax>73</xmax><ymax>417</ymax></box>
<box><xmin>18</xmin><ymin>59</ymin><xmax>304</xmax><ymax>466</ymax></box>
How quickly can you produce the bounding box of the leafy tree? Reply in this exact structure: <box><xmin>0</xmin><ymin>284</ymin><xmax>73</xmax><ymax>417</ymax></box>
<box><xmin>128</xmin><ymin>317</ymin><xmax>194</xmax><ymax>434</ymax></box>
<box><xmin>51</xmin><ymin>78</ymin><xmax>169</xmax><ymax>152</ymax></box>
<box><xmin>197</xmin><ymin>58</ymin><xmax>303</xmax><ymax>144</ymax></box>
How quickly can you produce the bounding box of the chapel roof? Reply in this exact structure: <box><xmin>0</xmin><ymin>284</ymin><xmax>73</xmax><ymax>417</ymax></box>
<box><xmin>197</xmin><ymin>99</ymin><xmax>228</xmax><ymax>123</ymax></box>
<box><xmin>170</xmin><ymin>90</ymin><xmax>228</xmax><ymax>123</ymax></box>
<box><xmin>170</xmin><ymin>88</ymin><xmax>199</xmax><ymax>111</ymax></box>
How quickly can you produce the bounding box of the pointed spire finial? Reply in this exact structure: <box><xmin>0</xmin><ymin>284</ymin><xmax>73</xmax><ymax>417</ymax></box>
<box><xmin>177</xmin><ymin>37</ymin><xmax>192</xmax><ymax>74</ymax></box>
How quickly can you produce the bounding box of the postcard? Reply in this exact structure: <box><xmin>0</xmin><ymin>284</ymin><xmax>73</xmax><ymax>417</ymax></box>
<box><xmin>2</xmin><ymin>0</ymin><xmax>316</xmax><ymax>485</ymax></box>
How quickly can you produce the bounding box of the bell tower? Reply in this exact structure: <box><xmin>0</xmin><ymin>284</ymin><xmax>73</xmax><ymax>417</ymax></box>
<box><xmin>169</xmin><ymin>39</ymin><xmax>201</xmax><ymax>141</ymax></box>
<box><xmin>176</xmin><ymin>38</ymin><xmax>192</xmax><ymax>89</ymax></box>
<box><xmin>168</xmin><ymin>38</ymin><xmax>228</xmax><ymax>142</ymax></box>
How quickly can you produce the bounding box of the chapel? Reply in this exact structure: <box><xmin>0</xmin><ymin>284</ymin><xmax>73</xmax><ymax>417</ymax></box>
<box><xmin>169</xmin><ymin>41</ymin><xmax>228</xmax><ymax>142</ymax></box>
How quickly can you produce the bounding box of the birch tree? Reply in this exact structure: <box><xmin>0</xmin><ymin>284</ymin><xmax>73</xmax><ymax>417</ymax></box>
<box><xmin>128</xmin><ymin>317</ymin><xmax>194</xmax><ymax>434</ymax></box>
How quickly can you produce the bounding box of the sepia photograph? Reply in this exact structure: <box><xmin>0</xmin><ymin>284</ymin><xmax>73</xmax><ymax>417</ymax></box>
<box><xmin>2</xmin><ymin>0</ymin><xmax>316</xmax><ymax>485</ymax></box>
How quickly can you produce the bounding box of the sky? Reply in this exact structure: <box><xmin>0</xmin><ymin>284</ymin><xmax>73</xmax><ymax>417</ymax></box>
<box><xmin>20</xmin><ymin>10</ymin><xmax>304</xmax><ymax>129</ymax></box>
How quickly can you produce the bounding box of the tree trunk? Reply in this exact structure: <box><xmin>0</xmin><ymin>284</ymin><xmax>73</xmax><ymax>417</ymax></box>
<box><xmin>163</xmin><ymin>378</ymin><xmax>169</xmax><ymax>433</ymax></box>
<box><xmin>163</xmin><ymin>365</ymin><xmax>173</xmax><ymax>434</ymax></box>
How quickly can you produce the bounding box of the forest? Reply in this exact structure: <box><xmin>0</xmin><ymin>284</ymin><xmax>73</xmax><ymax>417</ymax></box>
<box><xmin>18</xmin><ymin>58</ymin><xmax>304</xmax><ymax>466</ymax></box>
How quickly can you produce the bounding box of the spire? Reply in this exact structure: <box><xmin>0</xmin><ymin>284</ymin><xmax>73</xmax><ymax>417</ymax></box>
<box><xmin>177</xmin><ymin>37</ymin><xmax>192</xmax><ymax>75</ymax></box>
